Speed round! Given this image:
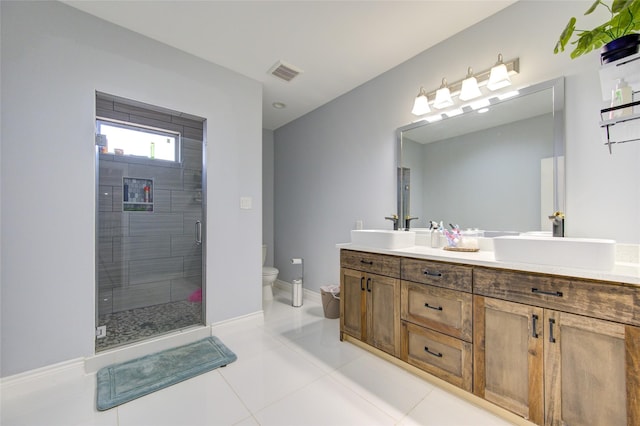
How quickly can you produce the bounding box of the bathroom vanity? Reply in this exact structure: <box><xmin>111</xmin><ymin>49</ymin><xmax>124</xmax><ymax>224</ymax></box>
<box><xmin>339</xmin><ymin>246</ymin><xmax>640</xmax><ymax>426</ymax></box>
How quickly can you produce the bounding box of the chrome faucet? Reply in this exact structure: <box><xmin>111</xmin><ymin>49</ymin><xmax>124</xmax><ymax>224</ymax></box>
<box><xmin>549</xmin><ymin>211</ymin><xmax>565</xmax><ymax>237</ymax></box>
<box><xmin>385</xmin><ymin>214</ymin><xmax>399</xmax><ymax>230</ymax></box>
<box><xmin>405</xmin><ymin>215</ymin><xmax>419</xmax><ymax>230</ymax></box>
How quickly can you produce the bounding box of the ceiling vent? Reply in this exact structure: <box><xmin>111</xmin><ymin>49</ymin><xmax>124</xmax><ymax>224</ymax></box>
<box><xmin>268</xmin><ymin>61</ymin><xmax>302</xmax><ymax>82</ymax></box>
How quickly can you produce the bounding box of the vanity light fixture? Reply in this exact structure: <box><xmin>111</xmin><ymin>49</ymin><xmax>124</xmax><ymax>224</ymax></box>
<box><xmin>459</xmin><ymin>67</ymin><xmax>482</xmax><ymax>101</ymax></box>
<box><xmin>487</xmin><ymin>54</ymin><xmax>512</xmax><ymax>91</ymax></box>
<box><xmin>411</xmin><ymin>87</ymin><xmax>431</xmax><ymax>115</ymax></box>
<box><xmin>433</xmin><ymin>78</ymin><xmax>454</xmax><ymax>109</ymax></box>
<box><xmin>410</xmin><ymin>53</ymin><xmax>519</xmax><ymax>115</ymax></box>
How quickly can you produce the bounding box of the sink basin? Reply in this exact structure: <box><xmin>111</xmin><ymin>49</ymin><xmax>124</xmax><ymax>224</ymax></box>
<box><xmin>350</xmin><ymin>230</ymin><xmax>416</xmax><ymax>249</ymax></box>
<box><xmin>493</xmin><ymin>236</ymin><xmax>616</xmax><ymax>271</ymax></box>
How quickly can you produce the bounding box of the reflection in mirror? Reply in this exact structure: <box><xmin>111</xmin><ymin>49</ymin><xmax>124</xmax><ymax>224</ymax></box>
<box><xmin>397</xmin><ymin>77</ymin><xmax>564</xmax><ymax>234</ymax></box>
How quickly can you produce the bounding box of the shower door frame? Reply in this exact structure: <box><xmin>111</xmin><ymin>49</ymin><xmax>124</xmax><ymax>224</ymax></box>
<box><xmin>94</xmin><ymin>93</ymin><xmax>207</xmax><ymax>351</ymax></box>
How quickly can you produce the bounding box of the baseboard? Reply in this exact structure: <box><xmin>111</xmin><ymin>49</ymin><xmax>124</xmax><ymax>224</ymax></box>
<box><xmin>274</xmin><ymin>279</ymin><xmax>321</xmax><ymax>303</ymax></box>
<box><xmin>1</xmin><ymin>357</ymin><xmax>86</xmax><ymax>391</ymax></box>
<box><xmin>85</xmin><ymin>325</ymin><xmax>212</xmax><ymax>373</ymax></box>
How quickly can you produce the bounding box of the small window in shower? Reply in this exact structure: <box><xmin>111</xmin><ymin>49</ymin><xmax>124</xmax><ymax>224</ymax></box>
<box><xmin>96</xmin><ymin>119</ymin><xmax>180</xmax><ymax>163</ymax></box>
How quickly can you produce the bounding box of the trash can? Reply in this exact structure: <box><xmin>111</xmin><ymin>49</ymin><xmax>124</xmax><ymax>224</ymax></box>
<box><xmin>292</xmin><ymin>279</ymin><xmax>303</xmax><ymax>307</ymax></box>
<box><xmin>320</xmin><ymin>285</ymin><xmax>340</xmax><ymax>319</ymax></box>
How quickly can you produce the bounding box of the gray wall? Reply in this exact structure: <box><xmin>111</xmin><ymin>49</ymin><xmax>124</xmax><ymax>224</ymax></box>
<box><xmin>1</xmin><ymin>1</ymin><xmax>262</xmax><ymax>377</ymax></box>
<box><xmin>274</xmin><ymin>0</ymin><xmax>640</xmax><ymax>292</ymax></box>
<box><xmin>262</xmin><ymin>129</ymin><xmax>275</xmax><ymax>266</ymax></box>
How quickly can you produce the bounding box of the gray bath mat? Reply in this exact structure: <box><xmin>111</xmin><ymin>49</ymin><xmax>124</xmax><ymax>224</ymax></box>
<box><xmin>97</xmin><ymin>336</ymin><xmax>237</xmax><ymax>410</ymax></box>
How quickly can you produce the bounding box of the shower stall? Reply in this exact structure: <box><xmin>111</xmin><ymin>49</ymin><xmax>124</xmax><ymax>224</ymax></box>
<box><xmin>95</xmin><ymin>92</ymin><xmax>206</xmax><ymax>352</ymax></box>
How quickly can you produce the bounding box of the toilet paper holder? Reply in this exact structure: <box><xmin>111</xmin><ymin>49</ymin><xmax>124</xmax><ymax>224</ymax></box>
<box><xmin>291</xmin><ymin>258</ymin><xmax>304</xmax><ymax>307</ymax></box>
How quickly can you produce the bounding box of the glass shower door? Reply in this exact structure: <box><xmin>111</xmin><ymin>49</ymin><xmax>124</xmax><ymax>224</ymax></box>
<box><xmin>95</xmin><ymin>93</ymin><xmax>205</xmax><ymax>351</ymax></box>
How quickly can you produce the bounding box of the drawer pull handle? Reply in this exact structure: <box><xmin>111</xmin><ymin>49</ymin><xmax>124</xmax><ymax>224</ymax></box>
<box><xmin>360</xmin><ymin>260</ymin><xmax>373</xmax><ymax>265</ymax></box>
<box><xmin>424</xmin><ymin>346</ymin><xmax>443</xmax><ymax>358</ymax></box>
<box><xmin>360</xmin><ymin>277</ymin><xmax>365</xmax><ymax>291</ymax></box>
<box><xmin>423</xmin><ymin>269</ymin><xmax>443</xmax><ymax>278</ymax></box>
<box><xmin>549</xmin><ymin>318</ymin><xmax>557</xmax><ymax>343</ymax></box>
<box><xmin>366</xmin><ymin>278</ymin><xmax>372</xmax><ymax>293</ymax></box>
<box><xmin>531</xmin><ymin>288</ymin><xmax>563</xmax><ymax>297</ymax></box>
<box><xmin>424</xmin><ymin>303</ymin><xmax>443</xmax><ymax>311</ymax></box>
<box><xmin>532</xmin><ymin>314</ymin><xmax>539</xmax><ymax>339</ymax></box>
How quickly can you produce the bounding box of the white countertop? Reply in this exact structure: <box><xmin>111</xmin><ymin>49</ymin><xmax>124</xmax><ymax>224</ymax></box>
<box><xmin>338</xmin><ymin>243</ymin><xmax>640</xmax><ymax>286</ymax></box>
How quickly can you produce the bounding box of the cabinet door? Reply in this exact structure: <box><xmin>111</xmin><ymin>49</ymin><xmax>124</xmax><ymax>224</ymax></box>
<box><xmin>473</xmin><ymin>296</ymin><xmax>544</xmax><ymax>424</ymax></box>
<box><xmin>402</xmin><ymin>321</ymin><xmax>473</xmax><ymax>391</ymax></box>
<box><xmin>340</xmin><ymin>268</ymin><xmax>365</xmax><ymax>341</ymax></box>
<box><xmin>544</xmin><ymin>310</ymin><xmax>640</xmax><ymax>426</ymax></box>
<box><xmin>367</xmin><ymin>273</ymin><xmax>400</xmax><ymax>356</ymax></box>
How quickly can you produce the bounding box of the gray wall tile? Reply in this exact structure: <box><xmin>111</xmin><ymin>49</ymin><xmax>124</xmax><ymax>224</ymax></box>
<box><xmin>171</xmin><ymin>235</ymin><xmax>202</xmax><ymax>257</ymax></box>
<box><xmin>98</xmin><ymin>212</ymin><xmax>129</xmax><ymax>238</ymax></box>
<box><xmin>99</xmin><ymin>159</ymin><xmax>128</xmax><ymax>187</ymax></box>
<box><xmin>128</xmin><ymin>164</ymin><xmax>183</xmax><ymax>191</ymax></box>
<box><xmin>152</xmin><ymin>189</ymin><xmax>171</xmax><ymax>213</ymax></box>
<box><xmin>98</xmin><ymin>185</ymin><xmax>113</xmax><ymax>212</ymax></box>
<box><xmin>182</xmin><ymin>146</ymin><xmax>202</xmax><ymax>171</ymax></box>
<box><xmin>171</xmin><ymin>190</ymin><xmax>201</xmax><ymax>214</ymax></box>
<box><xmin>128</xmin><ymin>257</ymin><xmax>183</xmax><ymax>285</ymax></box>
<box><xmin>122</xmin><ymin>236</ymin><xmax>171</xmax><ymax>260</ymax></box>
<box><xmin>129</xmin><ymin>213</ymin><xmax>183</xmax><ymax>237</ymax></box>
<box><xmin>183</xmin><ymin>255</ymin><xmax>202</xmax><ymax>278</ymax></box>
<box><xmin>98</xmin><ymin>260</ymin><xmax>126</xmax><ymax>289</ymax></box>
<box><xmin>112</xmin><ymin>281</ymin><xmax>171</xmax><ymax>311</ymax></box>
<box><xmin>170</xmin><ymin>276</ymin><xmax>201</xmax><ymax>302</ymax></box>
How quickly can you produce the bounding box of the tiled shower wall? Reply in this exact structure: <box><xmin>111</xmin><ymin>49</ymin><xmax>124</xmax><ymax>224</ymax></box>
<box><xmin>96</xmin><ymin>94</ymin><xmax>204</xmax><ymax>315</ymax></box>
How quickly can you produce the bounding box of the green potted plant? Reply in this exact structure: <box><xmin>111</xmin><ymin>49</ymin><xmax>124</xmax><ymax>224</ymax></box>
<box><xmin>554</xmin><ymin>0</ymin><xmax>640</xmax><ymax>63</ymax></box>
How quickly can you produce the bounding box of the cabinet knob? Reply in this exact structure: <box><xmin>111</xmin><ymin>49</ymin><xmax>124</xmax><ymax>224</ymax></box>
<box><xmin>423</xmin><ymin>269</ymin><xmax>442</xmax><ymax>278</ymax></box>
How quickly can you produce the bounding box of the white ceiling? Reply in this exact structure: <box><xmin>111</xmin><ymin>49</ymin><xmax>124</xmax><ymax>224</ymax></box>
<box><xmin>62</xmin><ymin>0</ymin><xmax>516</xmax><ymax>130</ymax></box>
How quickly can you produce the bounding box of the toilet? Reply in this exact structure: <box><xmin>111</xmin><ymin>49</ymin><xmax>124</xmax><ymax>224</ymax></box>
<box><xmin>262</xmin><ymin>244</ymin><xmax>279</xmax><ymax>301</ymax></box>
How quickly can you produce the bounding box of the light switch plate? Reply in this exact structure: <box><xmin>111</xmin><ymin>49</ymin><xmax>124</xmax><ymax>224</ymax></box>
<box><xmin>240</xmin><ymin>197</ymin><xmax>252</xmax><ymax>209</ymax></box>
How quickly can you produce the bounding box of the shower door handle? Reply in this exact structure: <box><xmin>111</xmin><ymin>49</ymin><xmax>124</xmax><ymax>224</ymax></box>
<box><xmin>195</xmin><ymin>220</ymin><xmax>202</xmax><ymax>245</ymax></box>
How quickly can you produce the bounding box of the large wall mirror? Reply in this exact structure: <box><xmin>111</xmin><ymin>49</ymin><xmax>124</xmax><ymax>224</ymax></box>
<box><xmin>397</xmin><ymin>77</ymin><xmax>564</xmax><ymax>234</ymax></box>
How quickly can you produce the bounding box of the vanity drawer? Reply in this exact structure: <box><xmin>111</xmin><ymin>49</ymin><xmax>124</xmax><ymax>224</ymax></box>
<box><xmin>341</xmin><ymin>250</ymin><xmax>400</xmax><ymax>278</ymax></box>
<box><xmin>401</xmin><ymin>321</ymin><xmax>473</xmax><ymax>392</ymax></box>
<box><xmin>401</xmin><ymin>258</ymin><xmax>472</xmax><ymax>292</ymax></box>
<box><xmin>474</xmin><ymin>267</ymin><xmax>640</xmax><ymax>326</ymax></box>
<box><xmin>401</xmin><ymin>281</ymin><xmax>473</xmax><ymax>342</ymax></box>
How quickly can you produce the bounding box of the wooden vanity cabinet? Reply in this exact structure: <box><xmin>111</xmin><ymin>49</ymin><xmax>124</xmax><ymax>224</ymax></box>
<box><xmin>340</xmin><ymin>250</ymin><xmax>401</xmax><ymax>357</ymax></box>
<box><xmin>339</xmin><ymin>249</ymin><xmax>640</xmax><ymax>426</ymax></box>
<box><xmin>474</xmin><ymin>268</ymin><xmax>640</xmax><ymax>426</ymax></box>
<box><xmin>400</xmin><ymin>259</ymin><xmax>474</xmax><ymax>392</ymax></box>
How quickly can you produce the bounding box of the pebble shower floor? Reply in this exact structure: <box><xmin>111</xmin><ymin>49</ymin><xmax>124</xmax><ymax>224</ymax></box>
<box><xmin>96</xmin><ymin>300</ymin><xmax>203</xmax><ymax>351</ymax></box>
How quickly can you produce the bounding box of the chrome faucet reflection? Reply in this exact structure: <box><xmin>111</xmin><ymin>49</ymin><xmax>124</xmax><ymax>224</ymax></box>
<box><xmin>405</xmin><ymin>215</ymin><xmax>419</xmax><ymax>230</ymax></box>
<box><xmin>385</xmin><ymin>214</ymin><xmax>399</xmax><ymax>230</ymax></box>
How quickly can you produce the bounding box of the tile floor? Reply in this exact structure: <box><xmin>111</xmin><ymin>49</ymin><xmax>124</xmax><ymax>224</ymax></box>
<box><xmin>1</xmin><ymin>290</ymin><xmax>520</xmax><ymax>426</ymax></box>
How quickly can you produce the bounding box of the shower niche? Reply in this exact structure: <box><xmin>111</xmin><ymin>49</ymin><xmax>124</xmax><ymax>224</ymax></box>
<box><xmin>123</xmin><ymin>177</ymin><xmax>154</xmax><ymax>212</ymax></box>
